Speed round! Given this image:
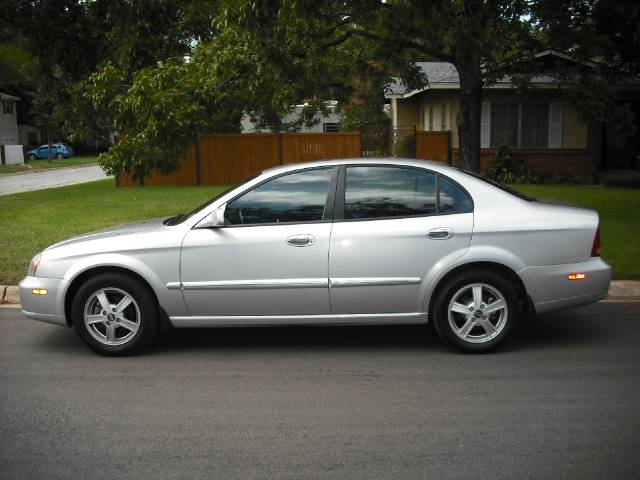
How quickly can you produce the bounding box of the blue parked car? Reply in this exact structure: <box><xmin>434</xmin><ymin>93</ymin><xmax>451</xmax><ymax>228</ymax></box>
<box><xmin>27</xmin><ymin>143</ymin><xmax>74</xmax><ymax>160</ymax></box>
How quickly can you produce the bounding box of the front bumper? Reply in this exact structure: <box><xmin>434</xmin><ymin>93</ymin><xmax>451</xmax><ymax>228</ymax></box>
<box><xmin>19</xmin><ymin>276</ymin><xmax>69</xmax><ymax>326</ymax></box>
<box><xmin>519</xmin><ymin>257</ymin><xmax>612</xmax><ymax>315</ymax></box>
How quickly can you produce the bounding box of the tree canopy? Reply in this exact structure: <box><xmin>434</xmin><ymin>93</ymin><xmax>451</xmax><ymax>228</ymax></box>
<box><xmin>2</xmin><ymin>0</ymin><xmax>638</xmax><ymax>178</ymax></box>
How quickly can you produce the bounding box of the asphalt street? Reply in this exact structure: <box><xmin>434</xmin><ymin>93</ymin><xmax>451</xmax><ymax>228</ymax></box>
<box><xmin>0</xmin><ymin>165</ymin><xmax>110</xmax><ymax>196</ymax></box>
<box><xmin>1</xmin><ymin>302</ymin><xmax>639</xmax><ymax>479</ymax></box>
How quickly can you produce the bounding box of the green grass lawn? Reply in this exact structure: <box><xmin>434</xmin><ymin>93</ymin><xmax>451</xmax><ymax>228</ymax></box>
<box><xmin>0</xmin><ymin>180</ymin><xmax>637</xmax><ymax>285</ymax></box>
<box><xmin>0</xmin><ymin>179</ymin><xmax>227</xmax><ymax>284</ymax></box>
<box><xmin>0</xmin><ymin>155</ymin><xmax>98</xmax><ymax>174</ymax></box>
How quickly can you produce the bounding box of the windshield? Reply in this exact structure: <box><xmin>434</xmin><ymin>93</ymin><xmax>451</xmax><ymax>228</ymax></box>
<box><xmin>163</xmin><ymin>174</ymin><xmax>260</xmax><ymax>226</ymax></box>
<box><xmin>456</xmin><ymin>169</ymin><xmax>535</xmax><ymax>202</ymax></box>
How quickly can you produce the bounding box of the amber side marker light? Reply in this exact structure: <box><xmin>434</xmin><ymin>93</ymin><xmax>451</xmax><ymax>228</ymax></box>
<box><xmin>567</xmin><ymin>273</ymin><xmax>587</xmax><ymax>281</ymax></box>
<box><xmin>32</xmin><ymin>289</ymin><xmax>48</xmax><ymax>295</ymax></box>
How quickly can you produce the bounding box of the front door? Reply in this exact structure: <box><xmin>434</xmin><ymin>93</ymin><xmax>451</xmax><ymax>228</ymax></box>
<box><xmin>329</xmin><ymin>165</ymin><xmax>474</xmax><ymax>315</ymax></box>
<box><xmin>180</xmin><ymin>166</ymin><xmax>337</xmax><ymax>318</ymax></box>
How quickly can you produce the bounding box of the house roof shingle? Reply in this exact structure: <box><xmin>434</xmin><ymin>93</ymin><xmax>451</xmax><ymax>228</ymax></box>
<box><xmin>384</xmin><ymin>62</ymin><xmax>559</xmax><ymax>98</ymax></box>
<box><xmin>0</xmin><ymin>92</ymin><xmax>21</xmax><ymax>101</ymax></box>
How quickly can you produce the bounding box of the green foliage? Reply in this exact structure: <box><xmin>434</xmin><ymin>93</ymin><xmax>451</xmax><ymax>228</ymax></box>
<box><xmin>487</xmin><ymin>145</ymin><xmax>596</xmax><ymax>185</ymax></box>
<box><xmin>488</xmin><ymin>145</ymin><xmax>517</xmax><ymax>183</ymax></box>
<box><xmin>395</xmin><ymin>133</ymin><xmax>416</xmax><ymax>158</ymax></box>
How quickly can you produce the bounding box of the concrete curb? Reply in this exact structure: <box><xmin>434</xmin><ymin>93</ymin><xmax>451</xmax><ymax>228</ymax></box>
<box><xmin>0</xmin><ymin>162</ymin><xmax>99</xmax><ymax>177</ymax></box>
<box><xmin>2</xmin><ymin>280</ymin><xmax>640</xmax><ymax>308</ymax></box>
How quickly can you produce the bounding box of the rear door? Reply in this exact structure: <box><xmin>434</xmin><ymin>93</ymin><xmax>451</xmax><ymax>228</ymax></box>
<box><xmin>328</xmin><ymin>165</ymin><xmax>474</xmax><ymax>315</ymax></box>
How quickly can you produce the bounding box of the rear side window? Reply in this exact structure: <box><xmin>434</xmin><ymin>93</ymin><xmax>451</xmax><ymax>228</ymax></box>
<box><xmin>343</xmin><ymin>166</ymin><xmax>473</xmax><ymax>220</ymax></box>
<box><xmin>439</xmin><ymin>176</ymin><xmax>473</xmax><ymax>214</ymax></box>
<box><xmin>225</xmin><ymin>168</ymin><xmax>333</xmax><ymax>225</ymax></box>
<box><xmin>344</xmin><ymin>166</ymin><xmax>437</xmax><ymax>219</ymax></box>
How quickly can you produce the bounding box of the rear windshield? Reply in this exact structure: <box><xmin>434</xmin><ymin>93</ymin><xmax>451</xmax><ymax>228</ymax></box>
<box><xmin>456</xmin><ymin>169</ymin><xmax>535</xmax><ymax>202</ymax></box>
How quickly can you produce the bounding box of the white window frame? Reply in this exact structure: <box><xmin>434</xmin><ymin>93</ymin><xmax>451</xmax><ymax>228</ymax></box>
<box><xmin>483</xmin><ymin>101</ymin><xmax>562</xmax><ymax>149</ymax></box>
<box><xmin>322</xmin><ymin>122</ymin><xmax>340</xmax><ymax>133</ymax></box>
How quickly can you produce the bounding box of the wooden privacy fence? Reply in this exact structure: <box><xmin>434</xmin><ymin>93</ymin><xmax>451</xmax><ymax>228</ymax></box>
<box><xmin>415</xmin><ymin>131</ymin><xmax>450</xmax><ymax>164</ymax></box>
<box><xmin>117</xmin><ymin>132</ymin><xmax>361</xmax><ymax>186</ymax></box>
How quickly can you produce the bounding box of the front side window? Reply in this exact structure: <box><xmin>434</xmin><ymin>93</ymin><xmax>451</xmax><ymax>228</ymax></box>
<box><xmin>344</xmin><ymin>166</ymin><xmax>437</xmax><ymax>219</ymax></box>
<box><xmin>225</xmin><ymin>168</ymin><xmax>333</xmax><ymax>225</ymax></box>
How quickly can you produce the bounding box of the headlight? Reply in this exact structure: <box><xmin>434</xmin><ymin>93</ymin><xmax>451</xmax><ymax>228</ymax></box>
<box><xmin>27</xmin><ymin>253</ymin><xmax>42</xmax><ymax>276</ymax></box>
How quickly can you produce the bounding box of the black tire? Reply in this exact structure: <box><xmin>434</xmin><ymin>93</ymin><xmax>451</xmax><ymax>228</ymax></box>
<box><xmin>432</xmin><ymin>269</ymin><xmax>521</xmax><ymax>353</ymax></box>
<box><xmin>56</xmin><ymin>152</ymin><xmax>63</xmax><ymax>159</ymax></box>
<box><xmin>71</xmin><ymin>272</ymin><xmax>158</xmax><ymax>356</ymax></box>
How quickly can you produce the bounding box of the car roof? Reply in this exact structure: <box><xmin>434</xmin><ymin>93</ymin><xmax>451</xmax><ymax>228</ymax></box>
<box><xmin>261</xmin><ymin>157</ymin><xmax>456</xmax><ymax>176</ymax></box>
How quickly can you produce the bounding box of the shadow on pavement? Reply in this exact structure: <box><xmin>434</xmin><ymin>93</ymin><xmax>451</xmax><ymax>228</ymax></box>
<box><xmin>32</xmin><ymin>303</ymin><xmax>627</xmax><ymax>357</ymax></box>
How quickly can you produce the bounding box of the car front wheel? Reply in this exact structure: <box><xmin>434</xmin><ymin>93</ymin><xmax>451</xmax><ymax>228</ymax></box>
<box><xmin>56</xmin><ymin>152</ymin><xmax>63</xmax><ymax>159</ymax></box>
<box><xmin>28</xmin><ymin>154</ymin><xmax>36</xmax><ymax>161</ymax></box>
<box><xmin>433</xmin><ymin>269</ymin><xmax>520</xmax><ymax>353</ymax></box>
<box><xmin>71</xmin><ymin>273</ymin><xmax>158</xmax><ymax>356</ymax></box>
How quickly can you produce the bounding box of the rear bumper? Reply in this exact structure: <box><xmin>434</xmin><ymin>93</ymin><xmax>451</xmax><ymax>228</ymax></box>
<box><xmin>19</xmin><ymin>276</ymin><xmax>69</xmax><ymax>327</ymax></box>
<box><xmin>519</xmin><ymin>257</ymin><xmax>612</xmax><ymax>315</ymax></box>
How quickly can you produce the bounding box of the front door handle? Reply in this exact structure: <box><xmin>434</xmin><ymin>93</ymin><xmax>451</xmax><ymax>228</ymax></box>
<box><xmin>427</xmin><ymin>228</ymin><xmax>454</xmax><ymax>240</ymax></box>
<box><xmin>286</xmin><ymin>234</ymin><xmax>315</xmax><ymax>247</ymax></box>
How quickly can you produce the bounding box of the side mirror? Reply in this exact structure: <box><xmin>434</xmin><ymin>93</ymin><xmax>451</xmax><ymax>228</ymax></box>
<box><xmin>198</xmin><ymin>206</ymin><xmax>226</xmax><ymax>228</ymax></box>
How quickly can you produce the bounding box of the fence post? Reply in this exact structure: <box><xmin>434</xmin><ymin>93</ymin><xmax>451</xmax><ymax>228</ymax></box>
<box><xmin>412</xmin><ymin>125</ymin><xmax>417</xmax><ymax>158</ymax></box>
<box><xmin>195</xmin><ymin>140</ymin><xmax>201</xmax><ymax>185</ymax></box>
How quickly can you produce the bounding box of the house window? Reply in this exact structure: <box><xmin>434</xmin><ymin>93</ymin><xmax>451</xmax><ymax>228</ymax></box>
<box><xmin>3</xmin><ymin>100</ymin><xmax>13</xmax><ymax>115</ymax></box>
<box><xmin>490</xmin><ymin>103</ymin><xmax>519</xmax><ymax>147</ymax></box>
<box><xmin>27</xmin><ymin>132</ymin><xmax>38</xmax><ymax>144</ymax></box>
<box><xmin>521</xmin><ymin>104</ymin><xmax>548</xmax><ymax>147</ymax></box>
<box><xmin>428</xmin><ymin>107</ymin><xmax>433</xmax><ymax>131</ymax></box>
<box><xmin>485</xmin><ymin>102</ymin><xmax>560</xmax><ymax>149</ymax></box>
<box><xmin>322</xmin><ymin>122</ymin><xmax>340</xmax><ymax>132</ymax></box>
<box><xmin>440</xmin><ymin>104</ymin><xmax>447</xmax><ymax>131</ymax></box>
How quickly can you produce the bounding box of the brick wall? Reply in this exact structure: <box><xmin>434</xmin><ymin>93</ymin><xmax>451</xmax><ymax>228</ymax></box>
<box><xmin>451</xmin><ymin>148</ymin><xmax>594</xmax><ymax>176</ymax></box>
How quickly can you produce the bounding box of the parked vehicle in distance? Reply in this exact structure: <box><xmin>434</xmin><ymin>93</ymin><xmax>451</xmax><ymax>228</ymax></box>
<box><xmin>27</xmin><ymin>143</ymin><xmax>74</xmax><ymax>160</ymax></box>
<box><xmin>20</xmin><ymin>158</ymin><xmax>611</xmax><ymax>355</ymax></box>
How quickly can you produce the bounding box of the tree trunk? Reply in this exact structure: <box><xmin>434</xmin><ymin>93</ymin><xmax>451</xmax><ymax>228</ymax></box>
<box><xmin>47</xmin><ymin>135</ymin><xmax>52</xmax><ymax>163</ymax></box>
<box><xmin>455</xmin><ymin>58</ymin><xmax>482</xmax><ymax>173</ymax></box>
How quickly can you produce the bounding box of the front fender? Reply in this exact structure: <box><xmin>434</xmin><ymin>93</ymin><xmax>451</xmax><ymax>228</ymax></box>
<box><xmin>60</xmin><ymin>253</ymin><xmax>188</xmax><ymax>318</ymax></box>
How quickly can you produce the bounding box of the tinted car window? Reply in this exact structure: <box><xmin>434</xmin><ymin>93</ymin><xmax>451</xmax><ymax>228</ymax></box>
<box><xmin>439</xmin><ymin>176</ymin><xmax>473</xmax><ymax>214</ymax></box>
<box><xmin>225</xmin><ymin>168</ymin><xmax>333</xmax><ymax>225</ymax></box>
<box><xmin>344</xmin><ymin>166</ymin><xmax>437</xmax><ymax>219</ymax></box>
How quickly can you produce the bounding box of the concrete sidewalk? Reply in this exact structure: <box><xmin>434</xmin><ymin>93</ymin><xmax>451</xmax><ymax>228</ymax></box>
<box><xmin>0</xmin><ymin>164</ymin><xmax>111</xmax><ymax>196</ymax></box>
<box><xmin>2</xmin><ymin>280</ymin><xmax>639</xmax><ymax>306</ymax></box>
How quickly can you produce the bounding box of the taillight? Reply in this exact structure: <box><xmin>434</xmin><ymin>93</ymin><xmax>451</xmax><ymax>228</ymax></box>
<box><xmin>591</xmin><ymin>225</ymin><xmax>601</xmax><ymax>257</ymax></box>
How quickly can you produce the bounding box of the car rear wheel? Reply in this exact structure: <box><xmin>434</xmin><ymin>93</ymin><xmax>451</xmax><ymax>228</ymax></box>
<box><xmin>71</xmin><ymin>272</ymin><xmax>158</xmax><ymax>356</ymax></box>
<box><xmin>433</xmin><ymin>269</ymin><xmax>520</xmax><ymax>353</ymax></box>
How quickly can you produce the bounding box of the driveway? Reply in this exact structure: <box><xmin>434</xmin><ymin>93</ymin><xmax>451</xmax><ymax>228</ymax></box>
<box><xmin>0</xmin><ymin>165</ymin><xmax>111</xmax><ymax>196</ymax></box>
<box><xmin>1</xmin><ymin>302</ymin><xmax>639</xmax><ymax>479</ymax></box>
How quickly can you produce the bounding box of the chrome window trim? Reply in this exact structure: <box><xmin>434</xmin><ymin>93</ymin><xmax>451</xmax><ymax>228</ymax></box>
<box><xmin>333</xmin><ymin>164</ymin><xmax>474</xmax><ymax>222</ymax></box>
<box><xmin>219</xmin><ymin>165</ymin><xmax>339</xmax><ymax>228</ymax></box>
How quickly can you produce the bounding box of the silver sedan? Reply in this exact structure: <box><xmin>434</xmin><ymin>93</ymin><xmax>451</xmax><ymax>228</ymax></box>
<box><xmin>20</xmin><ymin>158</ymin><xmax>612</xmax><ymax>355</ymax></box>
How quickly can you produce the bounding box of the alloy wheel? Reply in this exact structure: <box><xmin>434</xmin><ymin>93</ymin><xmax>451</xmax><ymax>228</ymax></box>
<box><xmin>83</xmin><ymin>287</ymin><xmax>141</xmax><ymax>346</ymax></box>
<box><xmin>447</xmin><ymin>283</ymin><xmax>508</xmax><ymax>344</ymax></box>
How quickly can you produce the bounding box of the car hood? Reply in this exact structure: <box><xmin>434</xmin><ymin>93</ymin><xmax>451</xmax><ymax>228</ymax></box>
<box><xmin>46</xmin><ymin>217</ymin><xmax>170</xmax><ymax>250</ymax></box>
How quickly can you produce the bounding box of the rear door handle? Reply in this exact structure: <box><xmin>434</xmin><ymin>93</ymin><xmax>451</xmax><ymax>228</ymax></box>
<box><xmin>286</xmin><ymin>234</ymin><xmax>315</xmax><ymax>247</ymax></box>
<box><xmin>427</xmin><ymin>228</ymin><xmax>454</xmax><ymax>240</ymax></box>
